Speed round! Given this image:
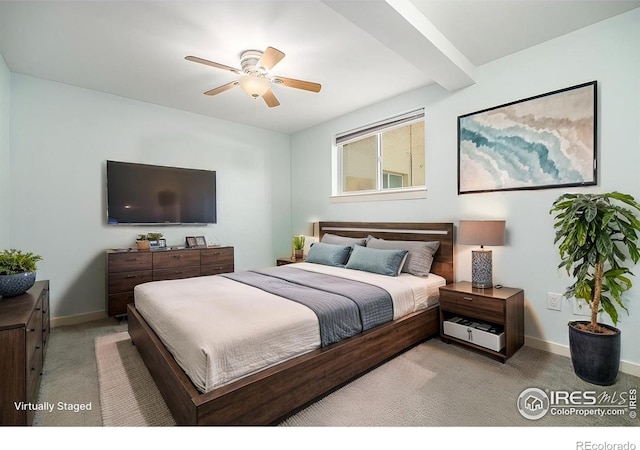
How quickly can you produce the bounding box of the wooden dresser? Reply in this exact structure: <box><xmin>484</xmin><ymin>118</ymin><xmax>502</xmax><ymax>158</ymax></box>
<box><xmin>107</xmin><ymin>247</ymin><xmax>234</xmax><ymax>316</ymax></box>
<box><xmin>0</xmin><ymin>280</ymin><xmax>50</xmax><ymax>426</ymax></box>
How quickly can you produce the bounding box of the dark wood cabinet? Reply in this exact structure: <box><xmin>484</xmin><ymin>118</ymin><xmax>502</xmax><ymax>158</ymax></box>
<box><xmin>0</xmin><ymin>280</ymin><xmax>50</xmax><ymax>426</ymax></box>
<box><xmin>107</xmin><ymin>247</ymin><xmax>234</xmax><ymax>316</ymax></box>
<box><xmin>439</xmin><ymin>281</ymin><xmax>524</xmax><ymax>362</ymax></box>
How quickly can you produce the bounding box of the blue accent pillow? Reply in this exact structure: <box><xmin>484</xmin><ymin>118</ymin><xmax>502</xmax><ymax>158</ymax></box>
<box><xmin>305</xmin><ymin>242</ymin><xmax>352</xmax><ymax>267</ymax></box>
<box><xmin>345</xmin><ymin>245</ymin><xmax>409</xmax><ymax>277</ymax></box>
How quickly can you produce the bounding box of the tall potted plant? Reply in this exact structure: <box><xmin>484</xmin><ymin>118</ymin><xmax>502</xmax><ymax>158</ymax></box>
<box><xmin>550</xmin><ymin>192</ymin><xmax>640</xmax><ymax>385</ymax></box>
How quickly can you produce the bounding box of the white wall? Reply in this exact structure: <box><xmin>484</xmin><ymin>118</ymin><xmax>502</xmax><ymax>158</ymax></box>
<box><xmin>0</xmin><ymin>54</ymin><xmax>9</xmax><ymax>247</ymax></box>
<box><xmin>9</xmin><ymin>74</ymin><xmax>292</xmax><ymax>318</ymax></box>
<box><xmin>291</xmin><ymin>9</ymin><xmax>640</xmax><ymax>366</ymax></box>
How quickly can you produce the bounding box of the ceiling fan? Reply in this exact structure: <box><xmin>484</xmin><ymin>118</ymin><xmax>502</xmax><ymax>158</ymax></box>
<box><xmin>185</xmin><ymin>47</ymin><xmax>321</xmax><ymax>108</ymax></box>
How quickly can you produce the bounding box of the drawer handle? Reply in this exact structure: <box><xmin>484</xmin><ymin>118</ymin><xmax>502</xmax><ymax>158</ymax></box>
<box><xmin>125</xmin><ymin>258</ymin><xmax>138</xmax><ymax>262</ymax></box>
<box><xmin>35</xmin><ymin>307</ymin><xmax>41</xmax><ymax>311</ymax></box>
<box><xmin>174</xmin><ymin>271</ymin><xmax>183</xmax><ymax>274</ymax></box>
<box><xmin>36</xmin><ymin>345</ymin><xmax>41</xmax><ymax>350</ymax></box>
<box><xmin>173</xmin><ymin>255</ymin><xmax>183</xmax><ymax>259</ymax></box>
<box><xmin>126</xmin><ymin>275</ymin><xmax>137</xmax><ymax>279</ymax></box>
<box><xmin>463</xmin><ymin>296</ymin><xmax>474</xmax><ymax>301</ymax></box>
<box><xmin>213</xmin><ymin>252</ymin><xmax>220</xmax><ymax>255</ymax></box>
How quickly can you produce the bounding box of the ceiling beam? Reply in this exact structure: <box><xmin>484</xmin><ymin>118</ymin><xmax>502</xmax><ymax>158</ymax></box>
<box><xmin>324</xmin><ymin>0</ymin><xmax>476</xmax><ymax>91</ymax></box>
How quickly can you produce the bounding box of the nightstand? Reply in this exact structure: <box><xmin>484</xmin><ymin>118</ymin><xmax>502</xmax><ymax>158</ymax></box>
<box><xmin>276</xmin><ymin>256</ymin><xmax>305</xmax><ymax>266</ymax></box>
<box><xmin>439</xmin><ymin>281</ymin><xmax>524</xmax><ymax>362</ymax></box>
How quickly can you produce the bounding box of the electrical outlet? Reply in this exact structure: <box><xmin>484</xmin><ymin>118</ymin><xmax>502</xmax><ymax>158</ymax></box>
<box><xmin>572</xmin><ymin>297</ymin><xmax>591</xmax><ymax>316</ymax></box>
<box><xmin>547</xmin><ymin>292</ymin><xmax>562</xmax><ymax>311</ymax></box>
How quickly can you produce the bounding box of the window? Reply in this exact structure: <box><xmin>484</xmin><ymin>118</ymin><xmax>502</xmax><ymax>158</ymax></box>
<box><xmin>335</xmin><ymin>109</ymin><xmax>425</xmax><ymax>199</ymax></box>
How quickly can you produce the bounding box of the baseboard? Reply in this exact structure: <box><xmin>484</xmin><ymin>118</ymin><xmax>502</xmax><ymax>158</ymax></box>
<box><xmin>50</xmin><ymin>310</ymin><xmax>108</xmax><ymax>328</ymax></box>
<box><xmin>525</xmin><ymin>335</ymin><xmax>640</xmax><ymax>378</ymax></box>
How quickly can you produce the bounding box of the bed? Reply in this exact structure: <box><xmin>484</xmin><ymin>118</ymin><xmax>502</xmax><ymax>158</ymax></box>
<box><xmin>127</xmin><ymin>221</ymin><xmax>454</xmax><ymax>425</ymax></box>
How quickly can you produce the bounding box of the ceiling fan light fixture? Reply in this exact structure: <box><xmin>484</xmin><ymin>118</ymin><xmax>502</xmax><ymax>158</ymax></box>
<box><xmin>238</xmin><ymin>75</ymin><xmax>271</xmax><ymax>98</ymax></box>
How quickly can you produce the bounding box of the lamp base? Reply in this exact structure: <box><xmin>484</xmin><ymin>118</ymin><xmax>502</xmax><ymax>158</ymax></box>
<box><xmin>471</xmin><ymin>249</ymin><xmax>493</xmax><ymax>289</ymax></box>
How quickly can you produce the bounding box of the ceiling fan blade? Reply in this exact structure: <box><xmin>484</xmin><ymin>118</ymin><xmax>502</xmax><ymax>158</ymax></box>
<box><xmin>204</xmin><ymin>81</ymin><xmax>239</xmax><ymax>96</ymax></box>
<box><xmin>185</xmin><ymin>56</ymin><xmax>242</xmax><ymax>75</ymax></box>
<box><xmin>263</xmin><ymin>89</ymin><xmax>280</xmax><ymax>108</ymax></box>
<box><xmin>259</xmin><ymin>47</ymin><xmax>285</xmax><ymax>71</ymax></box>
<box><xmin>272</xmin><ymin>76</ymin><xmax>321</xmax><ymax>93</ymax></box>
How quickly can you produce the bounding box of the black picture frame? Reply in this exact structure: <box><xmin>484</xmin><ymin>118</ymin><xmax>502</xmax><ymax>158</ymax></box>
<box><xmin>195</xmin><ymin>236</ymin><xmax>207</xmax><ymax>248</ymax></box>
<box><xmin>185</xmin><ymin>236</ymin><xmax>197</xmax><ymax>248</ymax></box>
<box><xmin>458</xmin><ymin>81</ymin><xmax>597</xmax><ymax>194</ymax></box>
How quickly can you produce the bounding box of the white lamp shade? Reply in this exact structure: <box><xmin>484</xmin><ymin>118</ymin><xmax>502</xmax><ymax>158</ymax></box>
<box><xmin>239</xmin><ymin>75</ymin><xmax>271</xmax><ymax>98</ymax></box>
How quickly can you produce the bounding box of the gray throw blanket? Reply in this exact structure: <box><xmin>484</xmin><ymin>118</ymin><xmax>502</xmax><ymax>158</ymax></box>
<box><xmin>221</xmin><ymin>267</ymin><xmax>393</xmax><ymax>347</ymax></box>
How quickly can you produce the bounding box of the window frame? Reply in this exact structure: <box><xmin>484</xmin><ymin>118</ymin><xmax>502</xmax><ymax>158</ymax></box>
<box><xmin>332</xmin><ymin>108</ymin><xmax>427</xmax><ymax>202</ymax></box>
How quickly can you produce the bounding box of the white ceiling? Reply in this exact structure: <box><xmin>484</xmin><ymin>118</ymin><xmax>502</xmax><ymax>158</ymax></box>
<box><xmin>0</xmin><ymin>1</ymin><xmax>638</xmax><ymax>134</ymax></box>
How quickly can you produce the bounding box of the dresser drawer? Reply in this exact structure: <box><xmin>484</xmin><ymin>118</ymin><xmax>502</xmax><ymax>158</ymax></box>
<box><xmin>201</xmin><ymin>247</ymin><xmax>234</xmax><ymax>266</ymax></box>
<box><xmin>108</xmin><ymin>270</ymin><xmax>153</xmax><ymax>294</ymax></box>
<box><xmin>201</xmin><ymin>264</ymin><xmax>234</xmax><ymax>276</ymax></box>
<box><xmin>153</xmin><ymin>266</ymin><xmax>201</xmax><ymax>281</ymax></box>
<box><xmin>108</xmin><ymin>252</ymin><xmax>152</xmax><ymax>272</ymax></box>
<box><xmin>42</xmin><ymin>292</ymin><xmax>50</xmax><ymax>356</ymax></box>
<box><xmin>27</xmin><ymin>344</ymin><xmax>43</xmax><ymax>401</ymax></box>
<box><xmin>440</xmin><ymin>291</ymin><xmax>505</xmax><ymax>323</ymax></box>
<box><xmin>109</xmin><ymin>292</ymin><xmax>134</xmax><ymax>317</ymax></box>
<box><xmin>26</xmin><ymin>305</ymin><xmax>43</xmax><ymax>367</ymax></box>
<box><xmin>153</xmin><ymin>250</ymin><xmax>200</xmax><ymax>269</ymax></box>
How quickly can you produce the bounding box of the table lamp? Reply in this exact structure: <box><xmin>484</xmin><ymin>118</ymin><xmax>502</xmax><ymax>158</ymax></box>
<box><xmin>457</xmin><ymin>220</ymin><xmax>505</xmax><ymax>288</ymax></box>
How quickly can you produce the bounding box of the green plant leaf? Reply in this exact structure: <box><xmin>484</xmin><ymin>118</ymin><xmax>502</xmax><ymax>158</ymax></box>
<box><xmin>550</xmin><ymin>191</ymin><xmax>640</xmax><ymax>327</ymax></box>
<box><xmin>0</xmin><ymin>249</ymin><xmax>43</xmax><ymax>275</ymax></box>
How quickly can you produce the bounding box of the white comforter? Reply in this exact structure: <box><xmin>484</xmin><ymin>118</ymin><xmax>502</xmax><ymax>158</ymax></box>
<box><xmin>134</xmin><ymin>263</ymin><xmax>445</xmax><ymax>393</ymax></box>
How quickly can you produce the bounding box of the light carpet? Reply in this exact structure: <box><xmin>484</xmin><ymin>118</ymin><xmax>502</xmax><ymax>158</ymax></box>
<box><xmin>95</xmin><ymin>332</ymin><xmax>639</xmax><ymax>427</ymax></box>
<box><xmin>95</xmin><ymin>332</ymin><xmax>175</xmax><ymax>426</ymax></box>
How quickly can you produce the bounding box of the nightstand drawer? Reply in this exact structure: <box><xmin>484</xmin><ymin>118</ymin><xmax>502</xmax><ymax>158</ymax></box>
<box><xmin>443</xmin><ymin>317</ymin><xmax>505</xmax><ymax>352</ymax></box>
<box><xmin>440</xmin><ymin>292</ymin><xmax>505</xmax><ymax>323</ymax></box>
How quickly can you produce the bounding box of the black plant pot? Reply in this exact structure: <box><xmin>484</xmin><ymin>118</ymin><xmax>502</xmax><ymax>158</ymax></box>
<box><xmin>568</xmin><ymin>321</ymin><xmax>621</xmax><ymax>386</ymax></box>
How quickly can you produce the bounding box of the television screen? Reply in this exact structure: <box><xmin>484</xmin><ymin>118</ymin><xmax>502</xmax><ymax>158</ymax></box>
<box><xmin>106</xmin><ymin>160</ymin><xmax>216</xmax><ymax>225</ymax></box>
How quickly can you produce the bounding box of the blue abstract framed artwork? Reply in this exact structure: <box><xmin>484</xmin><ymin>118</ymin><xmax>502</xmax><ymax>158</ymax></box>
<box><xmin>458</xmin><ymin>81</ymin><xmax>597</xmax><ymax>194</ymax></box>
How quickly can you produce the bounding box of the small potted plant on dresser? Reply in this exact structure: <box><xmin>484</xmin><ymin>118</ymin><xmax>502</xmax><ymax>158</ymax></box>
<box><xmin>550</xmin><ymin>192</ymin><xmax>640</xmax><ymax>385</ymax></box>
<box><xmin>136</xmin><ymin>234</ymin><xmax>151</xmax><ymax>251</ymax></box>
<box><xmin>0</xmin><ymin>249</ymin><xmax>43</xmax><ymax>297</ymax></box>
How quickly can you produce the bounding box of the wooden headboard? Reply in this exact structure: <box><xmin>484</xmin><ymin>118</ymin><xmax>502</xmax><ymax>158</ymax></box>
<box><xmin>317</xmin><ymin>221</ymin><xmax>454</xmax><ymax>284</ymax></box>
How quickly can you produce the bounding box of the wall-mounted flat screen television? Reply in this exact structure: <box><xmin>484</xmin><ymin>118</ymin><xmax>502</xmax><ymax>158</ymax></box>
<box><xmin>107</xmin><ymin>160</ymin><xmax>217</xmax><ymax>225</ymax></box>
